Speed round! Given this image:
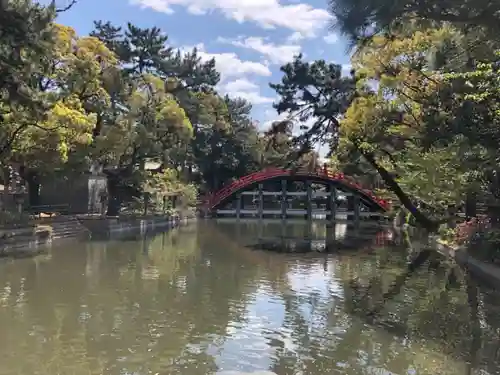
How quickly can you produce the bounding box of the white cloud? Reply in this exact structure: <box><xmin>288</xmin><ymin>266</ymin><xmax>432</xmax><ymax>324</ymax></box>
<box><xmin>182</xmin><ymin>43</ymin><xmax>271</xmax><ymax>82</ymax></box>
<box><xmin>221</xmin><ymin>78</ymin><xmax>258</xmax><ymax>92</ymax></box>
<box><xmin>262</xmin><ymin>110</ymin><xmax>287</xmax><ymax>129</ymax></box>
<box><xmin>180</xmin><ymin>44</ymin><xmax>273</xmax><ymax>104</ymax></box>
<box><xmin>224</xmin><ymin>36</ymin><xmax>301</xmax><ymax>65</ymax></box>
<box><xmin>341</xmin><ymin>63</ymin><xmax>352</xmax><ymax>76</ymax></box>
<box><xmin>219</xmin><ymin>78</ymin><xmax>275</xmax><ymax>104</ymax></box>
<box><xmin>131</xmin><ymin>0</ymin><xmax>174</xmax><ymax>12</ymax></box>
<box><xmin>287</xmin><ymin>31</ymin><xmax>305</xmax><ymax>43</ymax></box>
<box><xmin>229</xmin><ymin>91</ymin><xmax>275</xmax><ymax>104</ymax></box>
<box><xmin>323</xmin><ymin>33</ymin><xmax>339</xmax><ymax>44</ymax></box>
<box><xmin>130</xmin><ymin>0</ymin><xmax>330</xmax><ymax>36</ymax></box>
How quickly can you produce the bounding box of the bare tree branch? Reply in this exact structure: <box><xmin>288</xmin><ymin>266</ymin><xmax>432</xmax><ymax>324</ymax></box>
<box><xmin>55</xmin><ymin>0</ymin><xmax>78</xmax><ymax>13</ymax></box>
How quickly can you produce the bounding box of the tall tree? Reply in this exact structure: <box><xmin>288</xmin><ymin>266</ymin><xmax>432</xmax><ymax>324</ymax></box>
<box><xmin>269</xmin><ymin>55</ymin><xmax>356</xmax><ymax>158</ymax></box>
<box><xmin>90</xmin><ymin>21</ymin><xmax>262</xmax><ymax>211</ymax></box>
<box><xmin>0</xmin><ymin>0</ymin><xmax>56</xmax><ymax>162</ymax></box>
<box><xmin>328</xmin><ymin>0</ymin><xmax>500</xmax><ymax>44</ymax></box>
<box><xmin>193</xmin><ymin>96</ymin><xmax>263</xmax><ymax>191</ymax></box>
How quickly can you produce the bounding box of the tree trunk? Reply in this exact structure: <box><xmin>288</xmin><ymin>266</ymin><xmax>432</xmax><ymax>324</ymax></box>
<box><xmin>0</xmin><ymin>164</ymin><xmax>8</xmax><ymax>210</ymax></box>
<box><xmin>465</xmin><ymin>188</ymin><xmax>477</xmax><ymax>220</ymax></box>
<box><xmin>25</xmin><ymin>171</ymin><xmax>40</xmax><ymax>207</ymax></box>
<box><xmin>359</xmin><ymin>147</ymin><xmax>439</xmax><ymax>232</ymax></box>
<box><xmin>106</xmin><ymin>176</ymin><xmax>121</xmax><ymax>216</ymax></box>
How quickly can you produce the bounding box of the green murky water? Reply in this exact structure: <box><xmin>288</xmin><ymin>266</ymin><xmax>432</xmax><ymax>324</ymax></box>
<box><xmin>0</xmin><ymin>220</ymin><xmax>499</xmax><ymax>375</ymax></box>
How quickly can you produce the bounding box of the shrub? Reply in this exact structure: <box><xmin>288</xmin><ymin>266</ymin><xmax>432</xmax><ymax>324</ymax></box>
<box><xmin>454</xmin><ymin>216</ymin><xmax>490</xmax><ymax>245</ymax></box>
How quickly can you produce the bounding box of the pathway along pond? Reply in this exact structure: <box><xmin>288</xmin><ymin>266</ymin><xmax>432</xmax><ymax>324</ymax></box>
<box><xmin>1</xmin><ymin>220</ymin><xmax>500</xmax><ymax>375</ymax></box>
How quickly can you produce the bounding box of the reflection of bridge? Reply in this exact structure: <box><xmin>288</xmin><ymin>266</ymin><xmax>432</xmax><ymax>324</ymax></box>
<box><xmin>204</xmin><ymin>168</ymin><xmax>390</xmax><ymax>225</ymax></box>
<box><xmin>214</xmin><ymin>219</ymin><xmax>393</xmax><ymax>253</ymax></box>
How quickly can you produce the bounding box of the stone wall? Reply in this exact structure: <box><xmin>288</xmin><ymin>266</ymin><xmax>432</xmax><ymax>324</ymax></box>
<box><xmin>36</xmin><ymin>173</ymin><xmax>108</xmax><ymax>214</ymax></box>
<box><xmin>79</xmin><ymin>214</ymin><xmax>196</xmax><ymax>238</ymax></box>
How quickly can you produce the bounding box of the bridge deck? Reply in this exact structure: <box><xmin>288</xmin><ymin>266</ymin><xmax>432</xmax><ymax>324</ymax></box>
<box><xmin>213</xmin><ymin>217</ymin><xmax>390</xmax><ymax>225</ymax></box>
<box><xmin>215</xmin><ymin>209</ymin><xmax>384</xmax><ymax>218</ymax></box>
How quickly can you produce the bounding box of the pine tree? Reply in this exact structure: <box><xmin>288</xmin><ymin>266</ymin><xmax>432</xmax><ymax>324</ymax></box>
<box><xmin>0</xmin><ymin>0</ymin><xmax>55</xmax><ymax>113</ymax></box>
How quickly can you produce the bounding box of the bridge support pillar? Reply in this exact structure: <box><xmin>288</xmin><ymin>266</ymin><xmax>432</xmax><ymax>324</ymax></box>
<box><xmin>258</xmin><ymin>219</ymin><xmax>263</xmax><ymax>239</ymax></box>
<box><xmin>327</xmin><ymin>185</ymin><xmax>337</xmax><ymax>224</ymax></box>
<box><xmin>353</xmin><ymin>194</ymin><xmax>360</xmax><ymax>227</ymax></box>
<box><xmin>236</xmin><ymin>193</ymin><xmax>242</xmax><ymax>219</ymax></box>
<box><xmin>306</xmin><ymin>180</ymin><xmax>312</xmax><ymax>221</ymax></box>
<box><xmin>236</xmin><ymin>219</ymin><xmax>241</xmax><ymax>238</ymax></box>
<box><xmin>258</xmin><ymin>183</ymin><xmax>263</xmax><ymax>220</ymax></box>
<box><xmin>326</xmin><ymin>225</ymin><xmax>336</xmax><ymax>252</ymax></box>
<box><xmin>280</xmin><ymin>215</ymin><xmax>286</xmax><ymax>239</ymax></box>
<box><xmin>305</xmin><ymin>220</ymin><xmax>312</xmax><ymax>239</ymax></box>
<box><xmin>281</xmin><ymin>179</ymin><xmax>287</xmax><ymax>219</ymax></box>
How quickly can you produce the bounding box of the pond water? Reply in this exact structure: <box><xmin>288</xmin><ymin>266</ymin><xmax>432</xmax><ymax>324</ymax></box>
<box><xmin>1</xmin><ymin>220</ymin><xmax>500</xmax><ymax>375</ymax></box>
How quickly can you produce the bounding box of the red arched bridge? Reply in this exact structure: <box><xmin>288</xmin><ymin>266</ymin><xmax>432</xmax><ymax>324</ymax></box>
<box><xmin>202</xmin><ymin>167</ymin><xmax>390</xmax><ymax>223</ymax></box>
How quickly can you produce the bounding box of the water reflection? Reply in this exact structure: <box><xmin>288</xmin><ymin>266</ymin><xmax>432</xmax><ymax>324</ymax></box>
<box><xmin>0</xmin><ymin>221</ymin><xmax>499</xmax><ymax>375</ymax></box>
<box><xmin>217</xmin><ymin>219</ymin><xmax>391</xmax><ymax>253</ymax></box>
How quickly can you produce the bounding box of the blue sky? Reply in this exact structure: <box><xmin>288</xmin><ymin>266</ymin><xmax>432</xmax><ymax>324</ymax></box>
<box><xmin>49</xmin><ymin>0</ymin><xmax>352</xmax><ymax>130</ymax></box>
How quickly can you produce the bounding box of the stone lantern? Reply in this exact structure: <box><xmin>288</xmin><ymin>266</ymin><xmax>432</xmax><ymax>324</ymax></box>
<box><xmin>13</xmin><ymin>191</ymin><xmax>25</xmax><ymax>214</ymax></box>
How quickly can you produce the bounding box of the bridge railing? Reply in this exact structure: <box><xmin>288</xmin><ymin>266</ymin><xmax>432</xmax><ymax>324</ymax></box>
<box><xmin>203</xmin><ymin>167</ymin><xmax>390</xmax><ymax>211</ymax></box>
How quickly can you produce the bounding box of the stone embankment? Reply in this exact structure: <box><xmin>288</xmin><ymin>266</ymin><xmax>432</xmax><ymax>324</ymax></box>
<box><xmin>435</xmin><ymin>237</ymin><xmax>500</xmax><ymax>289</ymax></box>
<box><xmin>78</xmin><ymin>213</ymin><xmax>195</xmax><ymax>238</ymax></box>
<box><xmin>0</xmin><ymin>213</ymin><xmax>196</xmax><ymax>257</ymax></box>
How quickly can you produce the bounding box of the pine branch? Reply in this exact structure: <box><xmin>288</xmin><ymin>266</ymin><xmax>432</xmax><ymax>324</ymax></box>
<box><xmin>55</xmin><ymin>0</ymin><xmax>77</xmax><ymax>13</ymax></box>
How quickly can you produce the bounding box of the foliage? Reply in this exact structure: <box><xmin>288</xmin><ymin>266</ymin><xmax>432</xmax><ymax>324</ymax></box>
<box><xmin>8</xmin><ymin>0</ymin><xmax>500</xmax><ymax>234</ymax></box>
<box><xmin>328</xmin><ymin>0</ymin><xmax>500</xmax><ymax>44</ymax></box>
<box><xmin>0</xmin><ymin>0</ymin><xmax>55</xmax><ymax>111</ymax></box>
<box><xmin>87</xmin><ymin>20</ymin><xmax>270</xmax><ymax>211</ymax></box>
<box><xmin>0</xmin><ymin>1</ymin><xmax>279</xmax><ymax>219</ymax></box>
<box><xmin>393</xmin><ymin>141</ymin><xmax>469</xmax><ymax>215</ymax></box>
<box><xmin>144</xmin><ymin>169</ymin><xmax>197</xmax><ymax>208</ymax></box>
<box><xmin>269</xmin><ymin>55</ymin><xmax>356</xmax><ymax>157</ymax></box>
<box><xmin>0</xmin><ymin>11</ymin><xmax>120</xmax><ymax>174</ymax></box>
<box><xmin>265</xmin><ymin>0</ymin><xmax>500</xmax><ymax>232</ymax></box>
<box><xmin>124</xmin><ymin>169</ymin><xmax>197</xmax><ymax>215</ymax></box>
<box><xmin>440</xmin><ymin>216</ymin><xmax>500</xmax><ymax>263</ymax></box>
<box><xmin>472</xmin><ymin>230</ymin><xmax>500</xmax><ymax>263</ymax></box>
<box><xmin>0</xmin><ymin>0</ymin><xmax>56</xmax><ymax>165</ymax></box>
